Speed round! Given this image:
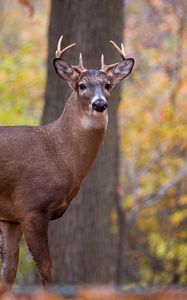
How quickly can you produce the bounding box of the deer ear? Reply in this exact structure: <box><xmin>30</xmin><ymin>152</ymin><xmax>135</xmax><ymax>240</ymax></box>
<box><xmin>109</xmin><ymin>58</ymin><xmax>134</xmax><ymax>87</ymax></box>
<box><xmin>53</xmin><ymin>59</ymin><xmax>79</xmax><ymax>89</ymax></box>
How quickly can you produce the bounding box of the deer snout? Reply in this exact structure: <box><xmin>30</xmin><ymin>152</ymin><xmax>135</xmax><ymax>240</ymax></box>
<box><xmin>92</xmin><ymin>99</ymin><xmax>108</xmax><ymax>112</ymax></box>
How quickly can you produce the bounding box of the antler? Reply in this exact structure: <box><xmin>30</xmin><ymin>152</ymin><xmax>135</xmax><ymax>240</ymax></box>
<box><xmin>100</xmin><ymin>40</ymin><xmax>127</xmax><ymax>73</ymax></box>
<box><xmin>110</xmin><ymin>40</ymin><xmax>127</xmax><ymax>60</ymax></box>
<box><xmin>56</xmin><ymin>35</ymin><xmax>86</xmax><ymax>73</ymax></box>
<box><xmin>73</xmin><ymin>53</ymin><xmax>87</xmax><ymax>73</ymax></box>
<box><xmin>56</xmin><ymin>35</ymin><xmax>76</xmax><ymax>59</ymax></box>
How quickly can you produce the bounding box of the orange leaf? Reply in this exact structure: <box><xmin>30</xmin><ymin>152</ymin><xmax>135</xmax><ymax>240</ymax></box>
<box><xmin>18</xmin><ymin>0</ymin><xmax>34</xmax><ymax>16</ymax></box>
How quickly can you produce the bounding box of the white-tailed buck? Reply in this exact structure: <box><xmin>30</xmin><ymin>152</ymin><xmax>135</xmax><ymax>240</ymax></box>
<box><xmin>0</xmin><ymin>36</ymin><xmax>134</xmax><ymax>286</ymax></box>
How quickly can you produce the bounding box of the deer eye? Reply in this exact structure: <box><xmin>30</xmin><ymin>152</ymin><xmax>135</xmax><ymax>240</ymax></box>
<box><xmin>105</xmin><ymin>83</ymin><xmax>111</xmax><ymax>90</ymax></box>
<box><xmin>79</xmin><ymin>83</ymin><xmax>87</xmax><ymax>91</ymax></box>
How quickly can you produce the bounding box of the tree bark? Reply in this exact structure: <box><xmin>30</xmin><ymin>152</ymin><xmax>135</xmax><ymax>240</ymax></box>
<box><xmin>42</xmin><ymin>0</ymin><xmax>123</xmax><ymax>284</ymax></box>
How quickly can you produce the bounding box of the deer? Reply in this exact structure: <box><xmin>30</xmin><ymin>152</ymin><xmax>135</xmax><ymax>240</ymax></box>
<box><xmin>0</xmin><ymin>36</ymin><xmax>134</xmax><ymax>287</ymax></box>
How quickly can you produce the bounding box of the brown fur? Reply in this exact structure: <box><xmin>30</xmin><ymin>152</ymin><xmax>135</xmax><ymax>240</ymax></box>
<box><xmin>0</xmin><ymin>44</ymin><xmax>134</xmax><ymax>286</ymax></box>
<box><xmin>0</xmin><ymin>93</ymin><xmax>105</xmax><ymax>286</ymax></box>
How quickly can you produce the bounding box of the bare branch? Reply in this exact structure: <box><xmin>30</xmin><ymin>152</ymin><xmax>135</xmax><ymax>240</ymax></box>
<box><xmin>129</xmin><ymin>163</ymin><xmax>187</xmax><ymax>221</ymax></box>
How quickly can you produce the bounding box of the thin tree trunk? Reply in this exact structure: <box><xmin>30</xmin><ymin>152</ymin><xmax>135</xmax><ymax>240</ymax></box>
<box><xmin>42</xmin><ymin>0</ymin><xmax>123</xmax><ymax>283</ymax></box>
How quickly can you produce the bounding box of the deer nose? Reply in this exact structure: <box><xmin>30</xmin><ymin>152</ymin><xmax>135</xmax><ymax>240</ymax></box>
<box><xmin>92</xmin><ymin>99</ymin><xmax>108</xmax><ymax>112</ymax></box>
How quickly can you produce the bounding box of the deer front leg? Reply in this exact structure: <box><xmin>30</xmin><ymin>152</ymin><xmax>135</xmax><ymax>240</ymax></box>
<box><xmin>0</xmin><ymin>221</ymin><xmax>22</xmax><ymax>286</ymax></box>
<box><xmin>22</xmin><ymin>214</ymin><xmax>52</xmax><ymax>286</ymax></box>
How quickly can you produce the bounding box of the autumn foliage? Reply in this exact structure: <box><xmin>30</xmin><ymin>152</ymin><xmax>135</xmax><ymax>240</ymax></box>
<box><xmin>116</xmin><ymin>0</ymin><xmax>187</xmax><ymax>285</ymax></box>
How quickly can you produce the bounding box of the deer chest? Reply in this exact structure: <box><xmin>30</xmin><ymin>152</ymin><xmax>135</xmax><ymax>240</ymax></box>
<box><xmin>49</xmin><ymin>182</ymin><xmax>80</xmax><ymax>220</ymax></box>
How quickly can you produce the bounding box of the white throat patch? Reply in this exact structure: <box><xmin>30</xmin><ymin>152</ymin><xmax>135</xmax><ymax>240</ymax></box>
<box><xmin>81</xmin><ymin>110</ymin><xmax>108</xmax><ymax>130</ymax></box>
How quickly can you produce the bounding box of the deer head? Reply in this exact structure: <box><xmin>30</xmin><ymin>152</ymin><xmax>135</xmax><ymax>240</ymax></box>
<box><xmin>54</xmin><ymin>36</ymin><xmax>134</xmax><ymax>114</ymax></box>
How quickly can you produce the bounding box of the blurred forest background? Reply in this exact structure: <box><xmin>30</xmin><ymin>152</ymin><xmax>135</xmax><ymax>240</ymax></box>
<box><xmin>0</xmin><ymin>0</ymin><xmax>187</xmax><ymax>289</ymax></box>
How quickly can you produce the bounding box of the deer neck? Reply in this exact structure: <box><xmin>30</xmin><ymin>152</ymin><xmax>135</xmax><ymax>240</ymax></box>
<box><xmin>48</xmin><ymin>92</ymin><xmax>108</xmax><ymax>182</ymax></box>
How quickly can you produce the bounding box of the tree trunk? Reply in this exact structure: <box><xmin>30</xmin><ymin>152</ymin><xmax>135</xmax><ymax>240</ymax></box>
<box><xmin>42</xmin><ymin>0</ymin><xmax>123</xmax><ymax>284</ymax></box>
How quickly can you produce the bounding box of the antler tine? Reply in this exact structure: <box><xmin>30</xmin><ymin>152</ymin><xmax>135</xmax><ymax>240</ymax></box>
<box><xmin>79</xmin><ymin>53</ymin><xmax>84</xmax><ymax>68</ymax></box>
<box><xmin>55</xmin><ymin>35</ymin><xmax>76</xmax><ymax>59</ymax></box>
<box><xmin>101</xmin><ymin>54</ymin><xmax>105</xmax><ymax>70</ymax></box>
<box><xmin>121</xmin><ymin>43</ymin><xmax>126</xmax><ymax>58</ymax></box>
<box><xmin>80</xmin><ymin>53</ymin><xmax>87</xmax><ymax>71</ymax></box>
<box><xmin>100</xmin><ymin>40</ymin><xmax>127</xmax><ymax>73</ymax></box>
<box><xmin>101</xmin><ymin>53</ymin><xmax>117</xmax><ymax>71</ymax></box>
<box><xmin>100</xmin><ymin>52</ymin><xmax>118</xmax><ymax>73</ymax></box>
<box><xmin>73</xmin><ymin>53</ymin><xmax>87</xmax><ymax>73</ymax></box>
<box><xmin>110</xmin><ymin>40</ymin><xmax>126</xmax><ymax>60</ymax></box>
<box><xmin>56</xmin><ymin>35</ymin><xmax>63</xmax><ymax>54</ymax></box>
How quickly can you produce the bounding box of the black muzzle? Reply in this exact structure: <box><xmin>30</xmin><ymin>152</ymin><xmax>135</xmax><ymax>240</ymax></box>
<box><xmin>92</xmin><ymin>99</ymin><xmax>108</xmax><ymax>112</ymax></box>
